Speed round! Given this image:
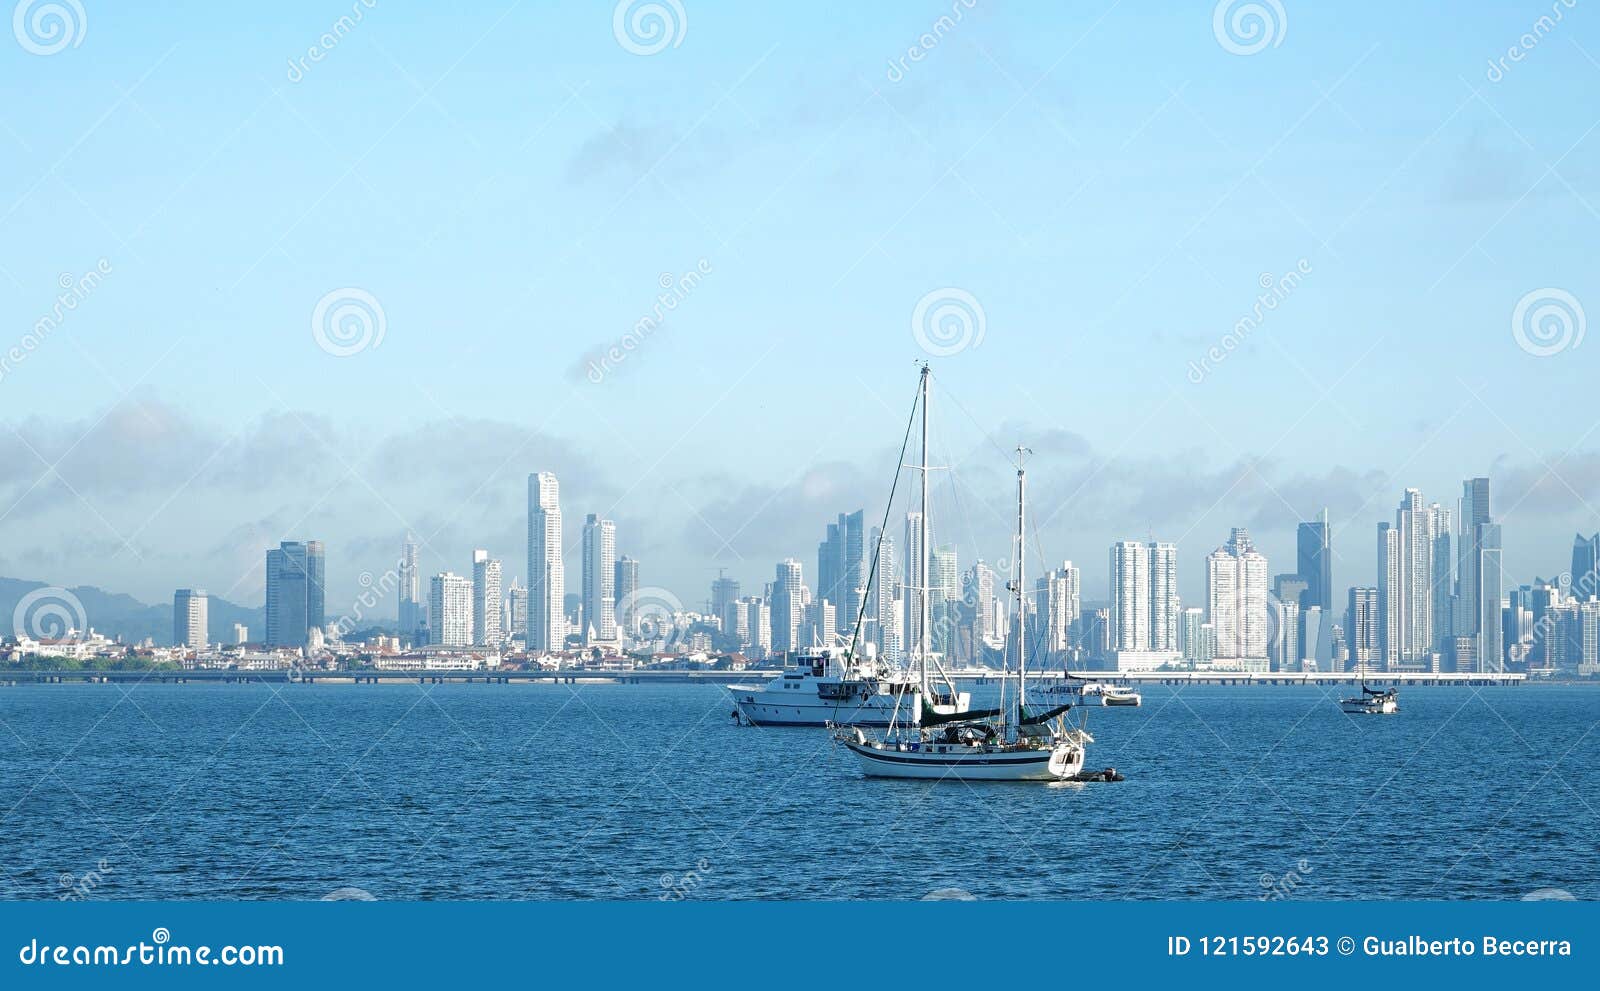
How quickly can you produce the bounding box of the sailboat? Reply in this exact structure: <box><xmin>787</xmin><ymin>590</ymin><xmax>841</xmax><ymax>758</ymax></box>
<box><xmin>1339</xmin><ymin>654</ymin><xmax>1398</xmax><ymax>715</ymax></box>
<box><xmin>834</xmin><ymin>367</ymin><xmax>1089</xmax><ymax>782</ymax></box>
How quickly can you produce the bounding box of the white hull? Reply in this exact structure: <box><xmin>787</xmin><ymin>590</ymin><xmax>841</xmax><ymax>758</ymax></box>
<box><xmin>1341</xmin><ymin>697</ymin><xmax>1398</xmax><ymax>715</ymax></box>
<box><xmin>843</xmin><ymin>739</ymin><xmax>1085</xmax><ymax>781</ymax></box>
<box><xmin>732</xmin><ymin>689</ymin><xmax>971</xmax><ymax>728</ymax></box>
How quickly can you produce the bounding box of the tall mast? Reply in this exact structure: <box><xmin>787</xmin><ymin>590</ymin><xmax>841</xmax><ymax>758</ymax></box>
<box><xmin>1014</xmin><ymin>446</ymin><xmax>1029</xmax><ymax>716</ymax></box>
<box><xmin>918</xmin><ymin>364</ymin><xmax>932</xmax><ymax>697</ymax></box>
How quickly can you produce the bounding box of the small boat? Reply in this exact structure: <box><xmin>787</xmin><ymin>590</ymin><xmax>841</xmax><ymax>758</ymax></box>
<box><xmin>1340</xmin><ymin>682</ymin><xmax>1398</xmax><ymax>715</ymax></box>
<box><xmin>729</xmin><ymin>649</ymin><xmax>969</xmax><ymax>727</ymax></box>
<box><xmin>1103</xmin><ymin>686</ymin><xmax>1142</xmax><ymax>707</ymax></box>
<box><xmin>836</xmin><ymin>371</ymin><xmax>1093</xmax><ymax>783</ymax></box>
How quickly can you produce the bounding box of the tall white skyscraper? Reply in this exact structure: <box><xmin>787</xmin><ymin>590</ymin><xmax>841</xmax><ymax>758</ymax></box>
<box><xmin>429</xmin><ymin>572</ymin><xmax>472</xmax><ymax>647</ymax></box>
<box><xmin>773</xmin><ymin>558</ymin><xmax>805</xmax><ymax>653</ymax></box>
<box><xmin>472</xmin><ymin>549</ymin><xmax>502</xmax><ymax>646</ymax></box>
<box><xmin>582</xmin><ymin>514</ymin><xmax>617</xmax><ymax>642</ymax></box>
<box><xmin>173</xmin><ymin>588</ymin><xmax>208</xmax><ymax>650</ymax></box>
<box><xmin>1148</xmin><ymin>542</ymin><xmax>1179</xmax><ymax>651</ymax></box>
<box><xmin>1035</xmin><ymin>561</ymin><xmax>1081</xmax><ymax>654</ymax></box>
<box><xmin>1378</xmin><ymin>522</ymin><xmax>1401</xmax><ymax>669</ymax></box>
<box><xmin>1207</xmin><ymin>528</ymin><xmax>1269</xmax><ymax>667</ymax></box>
<box><xmin>527</xmin><ymin>472</ymin><xmax>565</xmax><ymax>651</ymax></box>
<box><xmin>1110</xmin><ymin>541</ymin><xmax>1151</xmax><ymax>651</ymax></box>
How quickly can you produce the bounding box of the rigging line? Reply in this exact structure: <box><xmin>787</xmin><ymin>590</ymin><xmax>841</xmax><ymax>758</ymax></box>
<box><xmin>847</xmin><ymin>369</ymin><xmax>922</xmax><ymax>667</ymax></box>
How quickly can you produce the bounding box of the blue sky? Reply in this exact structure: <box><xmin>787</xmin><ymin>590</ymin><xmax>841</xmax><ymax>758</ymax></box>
<box><xmin>2</xmin><ymin>1</ymin><xmax>1597</xmax><ymax>618</ymax></box>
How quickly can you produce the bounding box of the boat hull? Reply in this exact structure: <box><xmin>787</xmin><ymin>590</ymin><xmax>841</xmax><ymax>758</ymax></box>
<box><xmin>842</xmin><ymin>740</ymin><xmax>1084</xmax><ymax>781</ymax></box>
<box><xmin>1340</xmin><ymin>698</ymin><xmax>1399</xmax><ymax>715</ymax></box>
<box><xmin>732</xmin><ymin>690</ymin><xmax>971</xmax><ymax>728</ymax></box>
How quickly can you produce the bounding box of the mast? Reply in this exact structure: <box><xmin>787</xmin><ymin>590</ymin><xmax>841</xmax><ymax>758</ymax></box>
<box><xmin>918</xmin><ymin>363</ymin><xmax>932</xmax><ymax>698</ymax></box>
<box><xmin>1014</xmin><ymin>446</ymin><xmax>1030</xmax><ymax>719</ymax></box>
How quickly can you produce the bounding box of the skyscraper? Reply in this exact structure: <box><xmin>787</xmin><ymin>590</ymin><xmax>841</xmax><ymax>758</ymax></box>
<box><xmin>1296</xmin><ymin>509</ymin><xmax>1332</xmax><ymax>612</ymax></box>
<box><xmin>614</xmin><ymin>555</ymin><xmax>639</xmax><ymax>639</ymax></box>
<box><xmin>527</xmin><ymin>473</ymin><xmax>565</xmax><ymax>651</ymax></box>
<box><xmin>1207</xmin><ymin>528</ymin><xmax>1269</xmax><ymax>667</ymax></box>
<box><xmin>399</xmin><ymin>532</ymin><xmax>421</xmax><ymax>636</ymax></box>
<box><xmin>711</xmin><ymin>573</ymin><xmax>740</xmax><ymax>625</ymax></box>
<box><xmin>472</xmin><ymin>549</ymin><xmax>502</xmax><ymax>646</ymax></box>
<box><xmin>1571</xmin><ymin>532</ymin><xmax>1600</xmax><ymax>600</ymax></box>
<box><xmin>1148</xmin><ymin>542</ymin><xmax>1179</xmax><ymax>652</ymax></box>
<box><xmin>930</xmin><ymin>547</ymin><xmax>958</xmax><ymax>658</ymax></box>
<box><xmin>508</xmin><ymin>578</ymin><xmax>529</xmax><ymax>640</ymax></box>
<box><xmin>1346</xmin><ymin>586</ymin><xmax>1379</xmax><ymax>672</ymax></box>
<box><xmin>1035</xmin><ymin>561</ymin><xmax>1081</xmax><ymax>654</ymax></box>
<box><xmin>305</xmin><ymin>540</ymin><xmax>326</xmax><ymax>637</ymax></box>
<box><xmin>265</xmin><ymin>541</ymin><xmax>314</xmax><ymax>648</ymax></box>
<box><xmin>1377</xmin><ymin>522</ymin><xmax>1400</xmax><ymax>669</ymax></box>
<box><xmin>429</xmin><ymin>572</ymin><xmax>472</xmax><ymax>647</ymax></box>
<box><xmin>1456</xmin><ymin>477</ymin><xmax>1491</xmax><ymax>637</ymax></box>
<box><xmin>773</xmin><ymin>558</ymin><xmax>805</xmax><ymax>654</ymax></box>
<box><xmin>1109</xmin><ymin>541</ymin><xmax>1151</xmax><ymax>652</ymax></box>
<box><xmin>903</xmin><ymin>511</ymin><xmax>927</xmax><ymax>659</ymax></box>
<box><xmin>581</xmin><ymin>514</ymin><xmax>617</xmax><ymax>643</ymax></box>
<box><xmin>1476</xmin><ymin>522</ymin><xmax>1504</xmax><ymax>672</ymax></box>
<box><xmin>1429</xmin><ymin>502</ymin><xmax>1454</xmax><ymax>655</ymax></box>
<box><xmin>173</xmin><ymin>588</ymin><xmax>208</xmax><ymax>650</ymax></box>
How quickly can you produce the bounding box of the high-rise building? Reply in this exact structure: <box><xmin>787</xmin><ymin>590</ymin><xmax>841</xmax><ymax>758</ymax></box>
<box><xmin>1392</xmin><ymin>490</ymin><xmax>1438</xmax><ymax>666</ymax></box>
<box><xmin>1476</xmin><ymin>522</ymin><xmax>1504</xmax><ymax>672</ymax></box>
<box><xmin>1035</xmin><ymin>561</ymin><xmax>1081</xmax><ymax>654</ymax></box>
<box><xmin>930</xmin><ymin>547</ymin><xmax>958</xmax><ymax>659</ymax></box>
<box><xmin>614</xmin><ymin>556</ymin><xmax>639</xmax><ymax>638</ymax></box>
<box><xmin>471</xmin><ymin>550</ymin><xmax>502</xmax><ymax>646</ymax></box>
<box><xmin>1346</xmin><ymin>586</ymin><xmax>1379</xmax><ymax>672</ymax></box>
<box><xmin>508</xmin><ymin>578</ymin><xmax>529</xmax><ymax>639</ymax></box>
<box><xmin>429</xmin><ymin>572</ymin><xmax>472</xmax><ymax>647</ymax></box>
<box><xmin>265</xmin><ymin>540</ymin><xmax>315</xmax><ymax>648</ymax></box>
<box><xmin>773</xmin><ymin>558</ymin><xmax>805</xmax><ymax>654</ymax></box>
<box><xmin>903</xmin><ymin>511</ymin><xmax>927</xmax><ymax>658</ymax></box>
<box><xmin>1377</xmin><ymin>523</ymin><xmax>1400</xmax><ymax>669</ymax></box>
<box><xmin>817</xmin><ymin>510</ymin><xmax>866</xmax><ymax>631</ymax></box>
<box><xmin>1148</xmin><ymin>542</ymin><xmax>1179</xmax><ymax>652</ymax></box>
<box><xmin>527</xmin><ymin>473</ymin><xmax>565</xmax><ymax>651</ymax></box>
<box><xmin>1274</xmin><ymin>574</ymin><xmax>1310</xmax><ymax>609</ymax></box>
<box><xmin>399</xmin><ymin>532</ymin><xmax>421</xmax><ymax>637</ymax></box>
<box><xmin>1456</xmin><ymin>477</ymin><xmax>1491</xmax><ymax>637</ymax></box>
<box><xmin>1110</xmin><ymin>541</ymin><xmax>1151</xmax><ymax>652</ymax></box>
<box><xmin>1571</xmin><ymin>533</ymin><xmax>1600</xmax><ymax>601</ymax></box>
<box><xmin>581</xmin><ymin>514</ymin><xmax>617</xmax><ymax>643</ymax></box>
<box><xmin>711</xmin><ymin>572</ymin><xmax>740</xmax><ymax>625</ymax></box>
<box><xmin>1296</xmin><ymin>510</ymin><xmax>1333</xmax><ymax>612</ymax></box>
<box><xmin>1207</xmin><ymin>528</ymin><xmax>1269</xmax><ymax>667</ymax></box>
<box><xmin>173</xmin><ymin>588</ymin><xmax>208</xmax><ymax>650</ymax></box>
<box><xmin>967</xmin><ymin>560</ymin><xmax>1004</xmax><ymax>647</ymax></box>
<box><xmin>1269</xmin><ymin>596</ymin><xmax>1300</xmax><ymax>672</ymax></box>
<box><xmin>305</xmin><ymin>540</ymin><xmax>325</xmax><ymax>637</ymax></box>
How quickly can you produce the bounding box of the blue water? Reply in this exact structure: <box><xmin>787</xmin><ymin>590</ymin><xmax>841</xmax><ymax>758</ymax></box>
<box><xmin>1</xmin><ymin>683</ymin><xmax>1595</xmax><ymax>901</ymax></box>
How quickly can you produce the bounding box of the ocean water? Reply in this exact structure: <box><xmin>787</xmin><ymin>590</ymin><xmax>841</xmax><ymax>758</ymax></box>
<box><xmin>1</xmin><ymin>681</ymin><xmax>1595</xmax><ymax>901</ymax></box>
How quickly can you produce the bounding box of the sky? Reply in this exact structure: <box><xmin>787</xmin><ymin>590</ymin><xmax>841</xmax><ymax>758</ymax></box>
<box><xmin>1</xmin><ymin>0</ymin><xmax>1598</xmax><ymax>623</ymax></box>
